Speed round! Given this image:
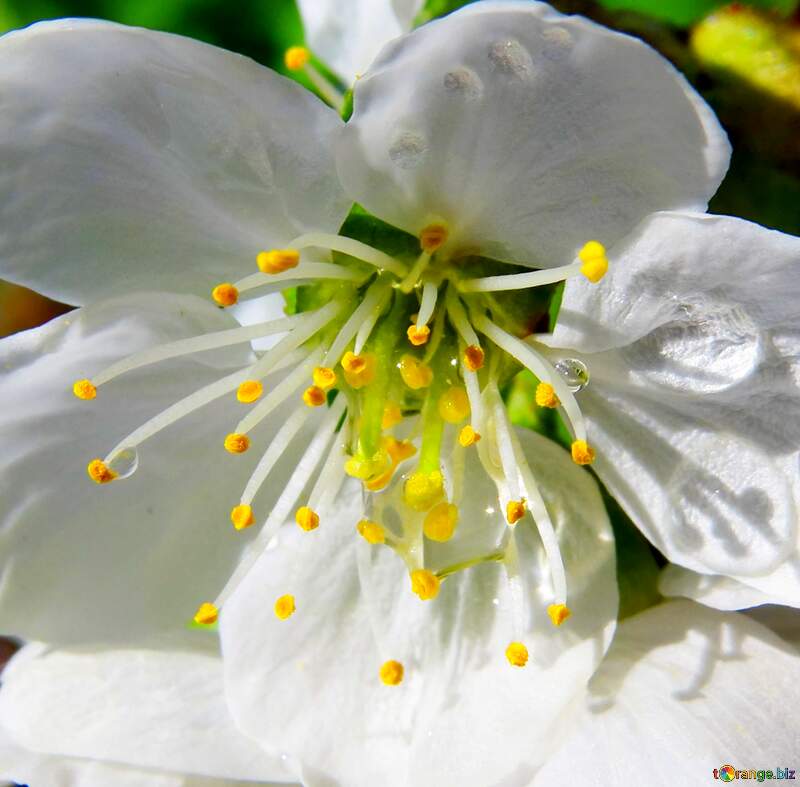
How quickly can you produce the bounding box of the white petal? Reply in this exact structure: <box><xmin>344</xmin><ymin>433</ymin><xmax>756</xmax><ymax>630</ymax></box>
<box><xmin>546</xmin><ymin>213</ymin><xmax>800</xmax><ymax>598</ymax></box>
<box><xmin>0</xmin><ymin>293</ymin><xmax>311</xmax><ymax>644</ymax></box>
<box><xmin>0</xmin><ymin>644</ymin><xmax>293</xmax><ymax>784</ymax></box>
<box><xmin>297</xmin><ymin>0</ymin><xmax>422</xmax><ymax>82</ymax></box>
<box><xmin>550</xmin><ymin>210</ymin><xmax>800</xmax><ymax>353</ymax></box>
<box><xmin>221</xmin><ymin>429</ymin><xmax>617</xmax><ymax>787</ymax></box>
<box><xmin>534</xmin><ymin>600</ymin><xmax>800</xmax><ymax>786</ymax></box>
<box><xmin>660</xmin><ymin>563</ymin><xmax>800</xmax><ymax>610</ymax></box>
<box><xmin>337</xmin><ymin>2</ymin><xmax>728</xmax><ymax>267</ymax></box>
<box><xmin>0</xmin><ymin>19</ymin><xmax>349</xmax><ymax>305</ymax></box>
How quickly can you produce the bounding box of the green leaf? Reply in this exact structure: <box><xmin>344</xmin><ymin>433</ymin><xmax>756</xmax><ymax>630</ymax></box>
<box><xmin>596</xmin><ymin>0</ymin><xmax>797</xmax><ymax>28</ymax></box>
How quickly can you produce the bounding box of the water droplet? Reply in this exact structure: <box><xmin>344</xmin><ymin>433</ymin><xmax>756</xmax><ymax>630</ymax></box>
<box><xmin>487</xmin><ymin>39</ymin><xmax>533</xmax><ymax>79</ymax></box>
<box><xmin>554</xmin><ymin>358</ymin><xmax>589</xmax><ymax>393</ymax></box>
<box><xmin>388</xmin><ymin>132</ymin><xmax>427</xmax><ymax>170</ymax></box>
<box><xmin>443</xmin><ymin>67</ymin><xmax>483</xmax><ymax>100</ymax></box>
<box><xmin>108</xmin><ymin>447</ymin><xmax>139</xmax><ymax>479</ymax></box>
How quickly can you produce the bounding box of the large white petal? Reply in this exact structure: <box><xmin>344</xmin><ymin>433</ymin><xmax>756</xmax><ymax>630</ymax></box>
<box><xmin>0</xmin><ymin>293</ymin><xmax>313</xmax><ymax>645</ymax></box>
<box><xmin>545</xmin><ymin>213</ymin><xmax>800</xmax><ymax>600</ymax></box>
<box><xmin>0</xmin><ymin>644</ymin><xmax>294</xmax><ymax>784</ymax></box>
<box><xmin>533</xmin><ymin>600</ymin><xmax>800</xmax><ymax>786</ymax></box>
<box><xmin>0</xmin><ymin>19</ymin><xmax>350</xmax><ymax>305</ymax></box>
<box><xmin>338</xmin><ymin>1</ymin><xmax>728</xmax><ymax>268</ymax></box>
<box><xmin>297</xmin><ymin>0</ymin><xmax>422</xmax><ymax>83</ymax></box>
<box><xmin>221</xmin><ymin>429</ymin><xmax>617</xmax><ymax>787</ymax></box>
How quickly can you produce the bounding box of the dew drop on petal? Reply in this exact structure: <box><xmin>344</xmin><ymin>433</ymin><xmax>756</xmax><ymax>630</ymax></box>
<box><xmin>389</xmin><ymin>132</ymin><xmax>428</xmax><ymax>170</ymax></box>
<box><xmin>108</xmin><ymin>447</ymin><xmax>139</xmax><ymax>479</ymax></box>
<box><xmin>554</xmin><ymin>358</ymin><xmax>590</xmax><ymax>393</ymax></box>
<box><xmin>443</xmin><ymin>67</ymin><xmax>483</xmax><ymax>100</ymax></box>
<box><xmin>487</xmin><ymin>39</ymin><xmax>533</xmax><ymax>79</ymax></box>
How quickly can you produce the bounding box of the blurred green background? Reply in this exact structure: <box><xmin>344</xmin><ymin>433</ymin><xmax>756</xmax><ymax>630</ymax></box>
<box><xmin>1</xmin><ymin>0</ymin><xmax>798</xmax><ymax>337</ymax></box>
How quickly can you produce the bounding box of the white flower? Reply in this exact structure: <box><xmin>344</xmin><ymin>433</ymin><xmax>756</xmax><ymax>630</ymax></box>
<box><xmin>0</xmin><ymin>1</ymin><xmax>799</xmax><ymax>782</ymax></box>
<box><xmin>0</xmin><ymin>642</ymin><xmax>299</xmax><ymax>786</ymax></box>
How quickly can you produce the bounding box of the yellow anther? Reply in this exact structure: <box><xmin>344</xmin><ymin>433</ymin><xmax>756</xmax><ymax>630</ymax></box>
<box><xmin>295</xmin><ymin>505</ymin><xmax>320</xmax><ymax>532</ymax></box>
<box><xmin>382</xmin><ymin>401</ymin><xmax>403</xmax><ymax>430</ymax></box>
<box><xmin>256</xmin><ymin>248</ymin><xmax>300</xmax><ymax>274</ymax></box>
<box><xmin>578</xmin><ymin>240</ymin><xmax>608</xmax><ymax>283</ymax></box>
<box><xmin>438</xmin><ymin>386</ymin><xmax>470</xmax><ymax>424</ymax></box>
<box><xmin>571</xmin><ymin>440</ymin><xmax>595</xmax><ymax>466</ymax></box>
<box><xmin>463</xmin><ymin>344</ymin><xmax>485</xmax><ymax>372</ymax></box>
<box><xmin>211</xmin><ymin>283</ymin><xmax>238</xmax><ymax>307</ymax></box>
<box><xmin>284</xmin><ymin>46</ymin><xmax>310</xmax><ymax>71</ymax></box>
<box><xmin>237</xmin><ymin>380</ymin><xmax>263</xmax><ymax>404</ymax></box>
<box><xmin>86</xmin><ymin>458</ymin><xmax>117</xmax><ymax>484</ymax></box>
<box><xmin>458</xmin><ymin>425</ymin><xmax>481</xmax><ymax>447</ymax></box>
<box><xmin>506</xmin><ymin>499</ymin><xmax>526</xmax><ymax>525</ymax></box>
<box><xmin>345</xmin><ymin>447</ymin><xmax>390</xmax><ymax>481</ymax></box>
<box><xmin>423</xmin><ymin>502</ymin><xmax>459</xmax><ymax>542</ymax></box>
<box><xmin>274</xmin><ymin>594</ymin><xmax>296</xmax><ymax>620</ymax></box>
<box><xmin>72</xmin><ymin>379</ymin><xmax>96</xmax><ymax>400</ymax></box>
<box><xmin>341</xmin><ymin>351</ymin><xmax>376</xmax><ymax>389</ymax></box>
<box><xmin>535</xmin><ymin>382</ymin><xmax>560</xmax><ymax>409</ymax></box>
<box><xmin>303</xmin><ymin>385</ymin><xmax>327</xmax><ymax>407</ymax></box>
<box><xmin>419</xmin><ymin>223</ymin><xmax>449</xmax><ymax>253</ymax></box>
<box><xmin>410</xmin><ymin>568</ymin><xmax>441</xmax><ymax>601</ymax></box>
<box><xmin>379</xmin><ymin>659</ymin><xmax>404</xmax><ymax>686</ymax></box>
<box><xmin>407</xmin><ymin>323</ymin><xmax>430</xmax><ymax>346</ymax></box>
<box><xmin>505</xmin><ymin>641</ymin><xmax>528</xmax><ymax>667</ymax></box>
<box><xmin>230</xmin><ymin>504</ymin><xmax>255</xmax><ymax>531</ymax></box>
<box><xmin>357</xmin><ymin>519</ymin><xmax>386</xmax><ymax>545</ymax></box>
<box><xmin>193</xmin><ymin>602</ymin><xmax>219</xmax><ymax>626</ymax></box>
<box><xmin>548</xmin><ymin>603</ymin><xmax>572</xmax><ymax>627</ymax></box>
<box><xmin>398</xmin><ymin>354</ymin><xmax>433</xmax><ymax>390</ymax></box>
<box><xmin>365</xmin><ymin>438</ymin><xmax>416</xmax><ymax>492</ymax></box>
<box><xmin>224</xmin><ymin>433</ymin><xmax>250</xmax><ymax>454</ymax></box>
<box><xmin>403</xmin><ymin>470</ymin><xmax>444</xmax><ymax>512</ymax></box>
<box><xmin>312</xmin><ymin>366</ymin><xmax>337</xmax><ymax>390</ymax></box>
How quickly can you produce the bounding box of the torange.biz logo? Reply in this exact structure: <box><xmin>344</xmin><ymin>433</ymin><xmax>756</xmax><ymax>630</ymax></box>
<box><xmin>714</xmin><ymin>765</ymin><xmax>796</xmax><ymax>782</ymax></box>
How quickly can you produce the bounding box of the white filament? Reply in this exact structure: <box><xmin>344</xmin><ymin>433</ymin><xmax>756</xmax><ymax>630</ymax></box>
<box><xmin>289</xmin><ymin>233</ymin><xmax>407</xmax><ymax>277</ymax></box>
<box><xmin>235</xmin><ymin>263</ymin><xmax>363</xmax><ymax>294</ymax></box>
<box><xmin>458</xmin><ymin>261</ymin><xmax>581</xmax><ymax>292</ymax></box>
<box><xmin>416</xmin><ymin>281</ymin><xmax>439</xmax><ymax>327</ymax></box>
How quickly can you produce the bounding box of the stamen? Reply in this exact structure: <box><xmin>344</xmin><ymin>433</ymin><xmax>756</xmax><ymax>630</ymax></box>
<box><xmin>535</xmin><ymin>382</ymin><xmax>559</xmax><ymax>409</ymax></box>
<box><xmin>410</xmin><ymin>568</ymin><xmax>441</xmax><ymax>600</ymax></box>
<box><xmin>230</xmin><ymin>504</ymin><xmax>255</xmax><ymax>531</ymax></box>
<box><xmin>274</xmin><ymin>594</ymin><xmax>296</xmax><ymax>620</ymax></box>
<box><xmin>577</xmin><ymin>241</ymin><xmax>608</xmax><ymax>283</ymax></box>
<box><xmin>379</xmin><ymin>659</ymin><xmax>404</xmax><ymax>686</ymax></box>
<box><xmin>506</xmin><ymin>499</ymin><xmax>526</xmax><ymax>525</ymax></box>
<box><xmin>235</xmin><ymin>263</ymin><xmax>364</xmax><ymax>295</ymax></box>
<box><xmin>473</xmin><ymin>314</ymin><xmax>588</xmax><ymax>442</ymax></box>
<box><xmin>403</xmin><ymin>470</ymin><xmax>444</xmax><ymax>511</ymax></box>
<box><xmin>423</xmin><ymin>502</ymin><xmax>459</xmax><ymax>542</ymax></box>
<box><xmin>416</xmin><ymin>280</ymin><xmax>439</xmax><ymax>328</ymax></box>
<box><xmin>463</xmin><ymin>345</ymin><xmax>485</xmax><ymax>372</ymax></box>
<box><xmin>295</xmin><ymin>505</ymin><xmax>320</xmax><ymax>531</ymax></box>
<box><xmin>438</xmin><ymin>386</ymin><xmax>470</xmax><ymax>424</ymax></box>
<box><xmin>419</xmin><ymin>223</ymin><xmax>449</xmax><ymax>253</ymax></box>
<box><xmin>505</xmin><ymin>641</ymin><xmax>528</xmax><ymax>667</ymax></box>
<box><xmin>214</xmin><ymin>397</ymin><xmax>345</xmax><ymax>607</ymax></box>
<box><xmin>307</xmin><ymin>433</ymin><xmax>348</xmax><ymax>512</ymax></box>
<box><xmin>364</xmin><ymin>437</ymin><xmax>416</xmax><ymax>491</ymax></box>
<box><xmin>382</xmin><ymin>402</ymin><xmax>402</xmax><ymax>430</ymax></box>
<box><xmin>193</xmin><ymin>602</ymin><xmax>218</xmax><ymax>626</ymax></box>
<box><xmin>357</xmin><ymin>519</ymin><xmax>386</xmax><ymax>544</ymax></box>
<box><xmin>284</xmin><ymin>46</ymin><xmax>310</xmax><ymax>71</ymax></box>
<box><xmin>547</xmin><ymin>603</ymin><xmax>572</xmax><ymax>626</ymax></box>
<box><xmin>87</xmin><ymin>459</ymin><xmax>117</xmax><ymax>484</ymax></box>
<box><xmin>72</xmin><ymin>379</ymin><xmax>96</xmax><ymax>400</ymax></box>
<box><xmin>284</xmin><ymin>47</ymin><xmax>345</xmax><ymax>112</ymax></box>
<box><xmin>323</xmin><ymin>279</ymin><xmax>392</xmax><ymax>366</ymax></box>
<box><xmin>303</xmin><ymin>386</ymin><xmax>327</xmax><ymax>407</ymax></box>
<box><xmin>445</xmin><ymin>290</ymin><xmax>481</xmax><ymax>348</ymax></box>
<box><xmin>407</xmin><ymin>324</ymin><xmax>430</xmax><ymax>346</ymax></box>
<box><xmin>90</xmin><ymin>315</ymin><xmax>301</xmax><ymax>387</ymax></box>
<box><xmin>237</xmin><ymin>381</ymin><xmax>263</xmax><ymax>404</ymax></box>
<box><xmin>398</xmin><ymin>354</ymin><xmax>433</xmax><ymax>390</ymax></box>
<box><xmin>211</xmin><ymin>283</ymin><xmax>238</xmax><ymax>307</ymax></box>
<box><xmin>312</xmin><ymin>367</ymin><xmax>337</xmax><ymax>390</ymax></box>
<box><xmin>458</xmin><ymin>425</ymin><xmax>481</xmax><ymax>446</ymax></box>
<box><xmin>224</xmin><ymin>433</ymin><xmax>250</xmax><ymax>454</ymax></box>
<box><xmin>489</xmin><ymin>387</ymin><xmax>521</xmax><ymax>502</ymax></box>
<box><xmin>458</xmin><ymin>264</ymin><xmax>580</xmax><ymax>293</ymax></box>
<box><xmin>288</xmin><ymin>233</ymin><xmax>408</xmax><ymax>277</ymax></box>
<box><xmin>571</xmin><ymin>439</ymin><xmax>595</xmax><ymax>466</ymax></box>
<box><xmin>256</xmin><ymin>249</ymin><xmax>300</xmax><ymax>274</ymax></box>
<box><xmin>341</xmin><ymin>351</ymin><xmax>376</xmax><ymax>389</ymax></box>
<box><xmin>354</xmin><ymin>285</ymin><xmax>392</xmax><ymax>354</ymax></box>
<box><xmin>421</xmin><ymin>300</ymin><xmax>447</xmax><ymax>363</ymax></box>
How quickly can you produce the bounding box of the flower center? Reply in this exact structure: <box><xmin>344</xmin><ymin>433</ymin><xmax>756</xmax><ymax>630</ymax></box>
<box><xmin>73</xmin><ymin>209</ymin><xmax>609</xmax><ymax>677</ymax></box>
